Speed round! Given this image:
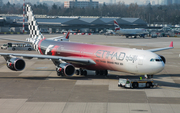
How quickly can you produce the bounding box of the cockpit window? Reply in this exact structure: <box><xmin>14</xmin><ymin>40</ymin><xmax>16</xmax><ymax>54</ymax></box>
<box><xmin>150</xmin><ymin>58</ymin><xmax>162</xmax><ymax>62</ymax></box>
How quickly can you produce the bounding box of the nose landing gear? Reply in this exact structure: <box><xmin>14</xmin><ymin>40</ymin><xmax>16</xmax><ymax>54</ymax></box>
<box><xmin>144</xmin><ymin>74</ymin><xmax>153</xmax><ymax>79</ymax></box>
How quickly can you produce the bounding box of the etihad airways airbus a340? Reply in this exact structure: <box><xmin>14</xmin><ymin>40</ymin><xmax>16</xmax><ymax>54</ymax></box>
<box><xmin>0</xmin><ymin>4</ymin><xmax>173</xmax><ymax>78</ymax></box>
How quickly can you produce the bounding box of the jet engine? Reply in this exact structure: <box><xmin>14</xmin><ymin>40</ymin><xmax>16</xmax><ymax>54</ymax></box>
<box><xmin>159</xmin><ymin>55</ymin><xmax>166</xmax><ymax>64</ymax></box>
<box><xmin>57</xmin><ymin>63</ymin><xmax>75</xmax><ymax>76</ymax></box>
<box><xmin>6</xmin><ymin>58</ymin><xmax>25</xmax><ymax>71</ymax></box>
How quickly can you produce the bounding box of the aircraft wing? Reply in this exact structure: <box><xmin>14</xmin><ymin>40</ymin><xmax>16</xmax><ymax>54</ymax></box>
<box><xmin>148</xmin><ymin>41</ymin><xmax>173</xmax><ymax>52</ymax></box>
<box><xmin>47</xmin><ymin>31</ymin><xmax>70</xmax><ymax>40</ymax></box>
<box><xmin>0</xmin><ymin>53</ymin><xmax>96</xmax><ymax>65</ymax></box>
<box><xmin>0</xmin><ymin>38</ymin><xmax>31</xmax><ymax>43</ymax></box>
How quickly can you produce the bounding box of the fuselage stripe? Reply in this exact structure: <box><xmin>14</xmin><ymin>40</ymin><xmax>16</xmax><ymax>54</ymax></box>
<box><xmin>38</xmin><ymin>39</ymin><xmax>45</xmax><ymax>55</ymax></box>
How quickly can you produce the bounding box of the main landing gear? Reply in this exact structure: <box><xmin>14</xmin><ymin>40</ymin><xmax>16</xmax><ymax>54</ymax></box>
<box><xmin>56</xmin><ymin>67</ymin><xmax>64</xmax><ymax>76</ymax></box>
<box><xmin>95</xmin><ymin>70</ymin><xmax>108</xmax><ymax>76</ymax></box>
<box><xmin>75</xmin><ymin>69</ymin><xmax>108</xmax><ymax>76</ymax></box>
<box><xmin>75</xmin><ymin>68</ymin><xmax>87</xmax><ymax>76</ymax></box>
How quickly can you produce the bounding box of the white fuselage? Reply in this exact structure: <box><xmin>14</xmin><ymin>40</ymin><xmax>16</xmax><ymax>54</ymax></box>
<box><xmin>39</xmin><ymin>40</ymin><xmax>165</xmax><ymax>75</ymax></box>
<box><xmin>115</xmin><ymin>29</ymin><xmax>148</xmax><ymax>36</ymax></box>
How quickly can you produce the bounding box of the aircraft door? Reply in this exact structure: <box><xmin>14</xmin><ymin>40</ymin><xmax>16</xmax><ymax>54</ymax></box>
<box><xmin>138</xmin><ymin>55</ymin><xmax>144</xmax><ymax>65</ymax></box>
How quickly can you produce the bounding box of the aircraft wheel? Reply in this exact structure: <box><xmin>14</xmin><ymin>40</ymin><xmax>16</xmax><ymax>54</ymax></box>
<box><xmin>12</xmin><ymin>48</ymin><xmax>15</xmax><ymax>51</ymax></box>
<box><xmin>104</xmin><ymin>70</ymin><xmax>108</xmax><ymax>76</ymax></box>
<box><xmin>100</xmin><ymin>71</ymin><xmax>104</xmax><ymax>75</ymax></box>
<box><xmin>80</xmin><ymin>70</ymin><xmax>84</xmax><ymax>75</ymax></box>
<box><xmin>146</xmin><ymin>75</ymin><xmax>153</xmax><ymax>79</ymax></box>
<box><xmin>75</xmin><ymin>70</ymin><xmax>79</xmax><ymax>75</ymax></box>
<box><xmin>57</xmin><ymin>72</ymin><xmax>61</xmax><ymax>76</ymax></box>
<box><xmin>95</xmin><ymin>70</ymin><xmax>100</xmax><ymax>75</ymax></box>
<box><xmin>83</xmin><ymin>70</ymin><xmax>87</xmax><ymax>76</ymax></box>
<box><xmin>144</xmin><ymin>74</ymin><xmax>153</xmax><ymax>79</ymax></box>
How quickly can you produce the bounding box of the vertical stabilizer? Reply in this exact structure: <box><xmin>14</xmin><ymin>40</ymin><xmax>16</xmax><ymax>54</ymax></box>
<box><xmin>26</xmin><ymin>4</ymin><xmax>45</xmax><ymax>51</ymax></box>
<box><xmin>26</xmin><ymin>4</ymin><xmax>44</xmax><ymax>41</ymax></box>
<box><xmin>114</xmin><ymin>20</ymin><xmax>120</xmax><ymax>31</ymax></box>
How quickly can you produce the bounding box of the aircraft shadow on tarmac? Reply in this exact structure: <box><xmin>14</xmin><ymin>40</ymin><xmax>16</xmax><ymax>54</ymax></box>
<box><xmin>0</xmin><ymin>72</ymin><xmax>179</xmax><ymax>88</ymax></box>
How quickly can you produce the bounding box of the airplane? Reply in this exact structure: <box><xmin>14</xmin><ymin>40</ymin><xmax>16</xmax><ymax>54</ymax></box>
<box><xmin>114</xmin><ymin>20</ymin><xmax>149</xmax><ymax>38</ymax></box>
<box><xmin>0</xmin><ymin>4</ymin><xmax>173</xmax><ymax>79</ymax></box>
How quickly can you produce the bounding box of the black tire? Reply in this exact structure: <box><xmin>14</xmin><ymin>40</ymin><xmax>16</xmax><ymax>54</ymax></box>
<box><xmin>80</xmin><ymin>70</ymin><xmax>84</xmax><ymax>75</ymax></box>
<box><xmin>146</xmin><ymin>82</ymin><xmax>152</xmax><ymax>88</ymax></box>
<box><xmin>95</xmin><ymin>70</ymin><xmax>99</xmax><ymax>75</ymax></box>
<box><xmin>28</xmin><ymin>48</ymin><xmax>31</xmax><ymax>51</ymax></box>
<box><xmin>104</xmin><ymin>70</ymin><xmax>108</xmax><ymax>76</ymax></box>
<box><xmin>132</xmin><ymin>82</ymin><xmax>138</xmax><ymax>88</ymax></box>
<box><xmin>12</xmin><ymin>48</ymin><xmax>15</xmax><ymax>51</ymax></box>
<box><xmin>83</xmin><ymin>70</ymin><xmax>87</xmax><ymax>76</ymax></box>
<box><xmin>147</xmin><ymin>75</ymin><xmax>152</xmax><ymax>79</ymax></box>
<box><xmin>57</xmin><ymin>72</ymin><xmax>61</xmax><ymax>76</ymax></box>
<box><xmin>100</xmin><ymin>71</ymin><xmax>104</xmax><ymax>75</ymax></box>
<box><xmin>75</xmin><ymin>70</ymin><xmax>79</xmax><ymax>75</ymax></box>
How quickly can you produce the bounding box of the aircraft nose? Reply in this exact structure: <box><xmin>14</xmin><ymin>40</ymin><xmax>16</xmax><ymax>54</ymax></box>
<box><xmin>154</xmin><ymin>62</ymin><xmax>165</xmax><ymax>73</ymax></box>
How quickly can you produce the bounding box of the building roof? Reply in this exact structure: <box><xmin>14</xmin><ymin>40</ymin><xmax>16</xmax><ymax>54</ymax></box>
<box><xmin>13</xmin><ymin>16</ymin><xmax>147</xmax><ymax>27</ymax></box>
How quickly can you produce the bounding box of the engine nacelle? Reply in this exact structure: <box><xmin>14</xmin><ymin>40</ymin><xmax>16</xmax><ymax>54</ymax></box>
<box><xmin>7</xmin><ymin>58</ymin><xmax>25</xmax><ymax>71</ymax></box>
<box><xmin>159</xmin><ymin>55</ymin><xmax>166</xmax><ymax>64</ymax></box>
<box><xmin>57</xmin><ymin>63</ymin><xmax>75</xmax><ymax>76</ymax></box>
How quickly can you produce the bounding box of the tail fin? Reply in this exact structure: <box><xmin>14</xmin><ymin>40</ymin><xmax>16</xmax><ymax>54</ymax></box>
<box><xmin>114</xmin><ymin>20</ymin><xmax>120</xmax><ymax>31</ymax></box>
<box><xmin>47</xmin><ymin>31</ymin><xmax>70</xmax><ymax>41</ymax></box>
<box><xmin>26</xmin><ymin>4</ymin><xmax>44</xmax><ymax>41</ymax></box>
<box><xmin>65</xmin><ymin>31</ymin><xmax>70</xmax><ymax>39</ymax></box>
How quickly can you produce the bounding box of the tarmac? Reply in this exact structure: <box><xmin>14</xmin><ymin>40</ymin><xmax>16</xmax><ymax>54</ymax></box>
<box><xmin>0</xmin><ymin>34</ymin><xmax>180</xmax><ymax>113</ymax></box>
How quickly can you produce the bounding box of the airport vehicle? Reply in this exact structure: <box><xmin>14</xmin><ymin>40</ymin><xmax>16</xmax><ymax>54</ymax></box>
<box><xmin>1</xmin><ymin>44</ymin><xmax>7</xmax><ymax>49</ymax></box>
<box><xmin>0</xmin><ymin>4</ymin><xmax>173</xmax><ymax>78</ymax></box>
<box><xmin>118</xmin><ymin>78</ymin><xmax>155</xmax><ymax>88</ymax></box>
<box><xmin>114</xmin><ymin>20</ymin><xmax>149</xmax><ymax>38</ymax></box>
<box><xmin>105</xmin><ymin>30</ymin><xmax>115</xmax><ymax>35</ymax></box>
<box><xmin>151</xmin><ymin>33</ymin><xmax>158</xmax><ymax>38</ymax></box>
<box><xmin>7</xmin><ymin>43</ymin><xmax>34</xmax><ymax>51</ymax></box>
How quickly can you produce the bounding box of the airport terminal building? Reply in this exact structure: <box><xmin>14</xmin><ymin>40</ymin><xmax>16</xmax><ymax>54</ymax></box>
<box><xmin>0</xmin><ymin>15</ymin><xmax>147</xmax><ymax>33</ymax></box>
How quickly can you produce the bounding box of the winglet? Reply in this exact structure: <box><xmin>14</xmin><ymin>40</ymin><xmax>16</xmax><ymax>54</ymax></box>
<box><xmin>169</xmin><ymin>41</ymin><xmax>173</xmax><ymax>47</ymax></box>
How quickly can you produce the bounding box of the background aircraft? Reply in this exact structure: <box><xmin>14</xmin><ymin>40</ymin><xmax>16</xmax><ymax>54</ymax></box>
<box><xmin>114</xmin><ymin>20</ymin><xmax>149</xmax><ymax>38</ymax></box>
<box><xmin>0</xmin><ymin>4</ymin><xmax>173</xmax><ymax>79</ymax></box>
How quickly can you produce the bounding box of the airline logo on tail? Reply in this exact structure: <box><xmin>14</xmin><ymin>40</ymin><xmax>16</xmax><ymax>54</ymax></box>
<box><xmin>114</xmin><ymin>20</ymin><xmax>120</xmax><ymax>31</ymax></box>
<box><xmin>26</xmin><ymin>4</ymin><xmax>44</xmax><ymax>41</ymax></box>
<box><xmin>65</xmin><ymin>31</ymin><xmax>70</xmax><ymax>39</ymax></box>
<box><xmin>26</xmin><ymin>4</ymin><xmax>45</xmax><ymax>51</ymax></box>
